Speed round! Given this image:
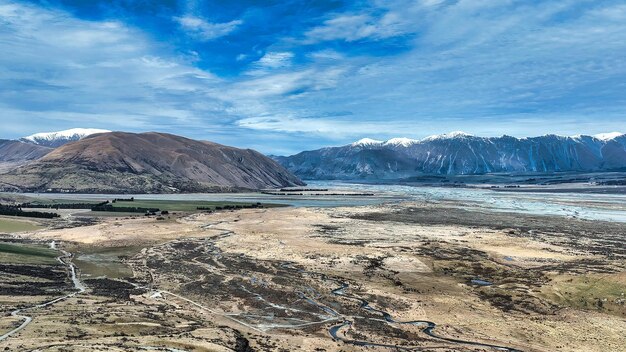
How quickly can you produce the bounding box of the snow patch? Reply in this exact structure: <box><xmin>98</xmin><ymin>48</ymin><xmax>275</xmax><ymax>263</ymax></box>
<box><xmin>422</xmin><ymin>131</ymin><xmax>473</xmax><ymax>141</ymax></box>
<box><xmin>351</xmin><ymin>138</ymin><xmax>383</xmax><ymax>147</ymax></box>
<box><xmin>384</xmin><ymin>137</ymin><xmax>419</xmax><ymax>147</ymax></box>
<box><xmin>593</xmin><ymin>132</ymin><xmax>624</xmax><ymax>140</ymax></box>
<box><xmin>21</xmin><ymin>128</ymin><xmax>111</xmax><ymax>147</ymax></box>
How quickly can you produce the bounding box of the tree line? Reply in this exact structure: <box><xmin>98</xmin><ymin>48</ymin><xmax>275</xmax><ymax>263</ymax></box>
<box><xmin>0</xmin><ymin>204</ymin><xmax>60</xmax><ymax>218</ymax></box>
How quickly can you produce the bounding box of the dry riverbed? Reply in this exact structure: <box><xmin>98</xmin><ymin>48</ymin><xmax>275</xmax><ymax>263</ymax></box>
<box><xmin>0</xmin><ymin>202</ymin><xmax>624</xmax><ymax>352</ymax></box>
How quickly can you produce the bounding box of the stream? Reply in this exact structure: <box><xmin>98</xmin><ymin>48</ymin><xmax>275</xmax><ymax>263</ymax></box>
<box><xmin>0</xmin><ymin>241</ymin><xmax>85</xmax><ymax>342</ymax></box>
<box><xmin>280</xmin><ymin>261</ymin><xmax>521</xmax><ymax>352</ymax></box>
<box><xmin>328</xmin><ymin>281</ymin><xmax>521</xmax><ymax>351</ymax></box>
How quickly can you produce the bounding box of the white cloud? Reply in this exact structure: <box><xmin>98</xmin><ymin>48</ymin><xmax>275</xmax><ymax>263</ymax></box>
<box><xmin>0</xmin><ymin>2</ymin><xmax>227</xmax><ymax>133</ymax></box>
<box><xmin>0</xmin><ymin>1</ymin><xmax>347</xmax><ymax>148</ymax></box>
<box><xmin>2</xmin><ymin>0</ymin><xmax>626</xmax><ymax>154</ymax></box>
<box><xmin>308</xmin><ymin>49</ymin><xmax>344</xmax><ymax>61</ymax></box>
<box><xmin>304</xmin><ymin>13</ymin><xmax>408</xmax><ymax>43</ymax></box>
<box><xmin>245</xmin><ymin>51</ymin><xmax>295</xmax><ymax>76</ymax></box>
<box><xmin>256</xmin><ymin>52</ymin><xmax>294</xmax><ymax>69</ymax></box>
<box><xmin>232</xmin><ymin>67</ymin><xmax>344</xmax><ymax>98</ymax></box>
<box><xmin>301</xmin><ymin>0</ymin><xmax>442</xmax><ymax>44</ymax></box>
<box><xmin>174</xmin><ymin>15</ymin><xmax>242</xmax><ymax>41</ymax></box>
<box><xmin>236</xmin><ymin>115</ymin><xmax>410</xmax><ymax>136</ymax></box>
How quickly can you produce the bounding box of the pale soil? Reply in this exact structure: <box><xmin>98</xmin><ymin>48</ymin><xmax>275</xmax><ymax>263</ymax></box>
<box><xmin>2</xmin><ymin>203</ymin><xmax>624</xmax><ymax>352</ymax></box>
<box><xmin>30</xmin><ymin>216</ymin><xmax>205</xmax><ymax>245</ymax></box>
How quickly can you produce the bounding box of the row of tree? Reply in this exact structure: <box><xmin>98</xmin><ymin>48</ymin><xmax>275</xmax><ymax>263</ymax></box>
<box><xmin>197</xmin><ymin>203</ymin><xmax>263</xmax><ymax>211</ymax></box>
<box><xmin>19</xmin><ymin>201</ymin><xmax>109</xmax><ymax>210</ymax></box>
<box><xmin>0</xmin><ymin>204</ymin><xmax>60</xmax><ymax>218</ymax></box>
<box><xmin>91</xmin><ymin>205</ymin><xmax>160</xmax><ymax>213</ymax></box>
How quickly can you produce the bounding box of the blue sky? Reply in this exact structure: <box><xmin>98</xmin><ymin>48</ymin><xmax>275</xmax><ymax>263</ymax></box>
<box><xmin>1</xmin><ymin>0</ymin><xmax>625</xmax><ymax>155</ymax></box>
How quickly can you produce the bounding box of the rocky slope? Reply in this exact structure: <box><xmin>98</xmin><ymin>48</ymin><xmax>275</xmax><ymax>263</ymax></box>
<box><xmin>0</xmin><ymin>140</ymin><xmax>53</xmax><ymax>173</ymax></box>
<box><xmin>0</xmin><ymin>132</ymin><xmax>303</xmax><ymax>193</ymax></box>
<box><xmin>275</xmin><ymin>132</ymin><xmax>626</xmax><ymax>179</ymax></box>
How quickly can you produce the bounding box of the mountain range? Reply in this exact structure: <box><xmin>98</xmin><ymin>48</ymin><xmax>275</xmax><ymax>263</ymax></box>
<box><xmin>275</xmin><ymin>131</ymin><xmax>626</xmax><ymax>180</ymax></box>
<box><xmin>0</xmin><ymin>131</ymin><xmax>303</xmax><ymax>193</ymax></box>
<box><xmin>3</xmin><ymin>128</ymin><xmax>625</xmax><ymax>192</ymax></box>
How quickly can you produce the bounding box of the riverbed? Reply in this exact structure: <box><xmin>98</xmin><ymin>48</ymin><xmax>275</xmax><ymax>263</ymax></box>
<box><xmin>22</xmin><ymin>180</ymin><xmax>626</xmax><ymax>223</ymax></box>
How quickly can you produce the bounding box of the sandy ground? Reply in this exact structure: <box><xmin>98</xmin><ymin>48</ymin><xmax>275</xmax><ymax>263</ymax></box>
<box><xmin>1</xmin><ymin>203</ymin><xmax>624</xmax><ymax>352</ymax></box>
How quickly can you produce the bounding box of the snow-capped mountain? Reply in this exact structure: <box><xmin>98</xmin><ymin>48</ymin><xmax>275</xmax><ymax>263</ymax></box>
<box><xmin>275</xmin><ymin>132</ymin><xmax>626</xmax><ymax>179</ymax></box>
<box><xmin>21</xmin><ymin>128</ymin><xmax>111</xmax><ymax>148</ymax></box>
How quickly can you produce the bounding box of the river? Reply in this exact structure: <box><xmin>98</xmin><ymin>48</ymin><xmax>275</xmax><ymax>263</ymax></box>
<box><xmin>27</xmin><ymin>180</ymin><xmax>626</xmax><ymax>222</ymax></box>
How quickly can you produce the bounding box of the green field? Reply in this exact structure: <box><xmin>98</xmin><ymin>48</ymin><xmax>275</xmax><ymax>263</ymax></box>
<box><xmin>0</xmin><ymin>218</ymin><xmax>43</xmax><ymax>233</ymax></box>
<box><xmin>1</xmin><ymin>193</ymin><xmax>285</xmax><ymax>214</ymax></box>
<box><xmin>0</xmin><ymin>241</ymin><xmax>58</xmax><ymax>264</ymax></box>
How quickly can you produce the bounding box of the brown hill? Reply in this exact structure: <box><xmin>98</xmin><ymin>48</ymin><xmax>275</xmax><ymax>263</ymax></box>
<box><xmin>0</xmin><ymin>132</ymin><xmax>304</xmax><ymax>193</ymax></box>
<box><xmin>0</xmin><ymin>140</ymin><xmax>52</xmax><ymax>173</ymax></box>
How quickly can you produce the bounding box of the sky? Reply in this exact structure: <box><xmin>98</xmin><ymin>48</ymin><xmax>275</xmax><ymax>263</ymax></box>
<box><xmin>1</xmin><ymin>0</ymin><xmax>625</xmax><ymax>155</ymax></box>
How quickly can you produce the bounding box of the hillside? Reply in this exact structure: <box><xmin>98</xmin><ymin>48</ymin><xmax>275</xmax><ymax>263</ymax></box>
<box><xmin>276</xmin><ymin>132</ymin><xmax>626</xmax><ymax>179</ymax></box>
<box><xmin>0</xmin><ymin>132</ymin><xmax>304</xmax><ymax>193</ymax></box>
<box><xmin>0</xmin><ymin>140</ymin><xmax>53</xmax><ymax>173</ymax></box>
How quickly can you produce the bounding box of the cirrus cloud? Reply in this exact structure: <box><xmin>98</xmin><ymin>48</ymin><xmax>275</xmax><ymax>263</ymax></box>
<box><xmin>2</xmin><ymin>0</ymin><xmax>626</xmax><ymax>155</ymax></box>
<box><xmin>174</xmin><ymin>15</ymin><xmax>242</xmax><ymax>41</ymax></box>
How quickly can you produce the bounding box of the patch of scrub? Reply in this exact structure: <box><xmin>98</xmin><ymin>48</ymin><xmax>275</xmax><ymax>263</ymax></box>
<box><xmin>541</xmin><ymin>273</ymin><xmax>626</xmax><ymax>317</ymax></box>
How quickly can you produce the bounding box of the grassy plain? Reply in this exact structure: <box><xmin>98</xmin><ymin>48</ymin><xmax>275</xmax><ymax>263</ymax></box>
<box><xmin>0</xmin><ymin>218</ymin><xmax>42</xmax><ymax>233</ymax></box>
<box><xmin>0</xmin><ymin>241</ymin><xmax>57</xmax><ymax>264</ymax></box>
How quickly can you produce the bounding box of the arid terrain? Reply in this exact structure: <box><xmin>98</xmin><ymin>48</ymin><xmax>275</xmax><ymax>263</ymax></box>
<box><xmin>0</xmin><ymin>197</ymin><xmax>624</xmax><ymax>352</ymax></box>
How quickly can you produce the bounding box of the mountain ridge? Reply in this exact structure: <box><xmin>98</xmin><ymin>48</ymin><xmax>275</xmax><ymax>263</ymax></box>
<box><xmin>275</xmin><ymin>132</ymin><xmax>626</xmax><ymax>179</ymax></box>
<box><xmin>0</xmin><ymin>139</ymin><xmax>53</xmax><ymax>173</ymax></box>
<box><xmin>0</xmin><ymin>132</ymin><xmax>304</xmax><ymax>193</ymax></box>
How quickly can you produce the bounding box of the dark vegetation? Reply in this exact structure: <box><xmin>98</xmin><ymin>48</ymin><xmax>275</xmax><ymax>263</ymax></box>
<box><xmin>233</xmin><ymin>332</ymin><xmax>254</xmax><ymax>352</ymax></box>
<box><xmin>91</xmin><ymin>205</ymin><xmax>160</xmax><ymax>213</ymax></box>
<box><xmin>0</xmin><ymin>203</ymin><xmax>59</xmax><ymax>218</ymax></box>
<box><xmin>0</xmin><ymin>262</ymin><xmax>68</xmax><ymax>296</ymax></box>
<box><xmin>350</xmin><ymin>206</ymin><xmax>626</xmax><ymax>257</ymax></box>
<box><xmin>20</xmin><ymin>201</ymin><xmax>108</xmax><ymax>209</ymax></box>
<box><xmin>83</xmin><ymin>278</ymin><xmax>145</xmax><ymax>300</ymax></box>
<box><xmin>597</xmin><ymin>178</ymin><xmax>626</xmax><ymax>186</ymax></box>
<box><xmin>197</xmin><ymin>203</ymin><xmax>263</xmax><ymax>211</ymax></box>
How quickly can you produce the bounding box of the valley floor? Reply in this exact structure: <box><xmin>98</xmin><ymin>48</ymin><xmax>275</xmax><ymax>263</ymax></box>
<box><xmin>0</xmin><ymin>200</ymin><xmax>624</xmax><ymax>351</ymax></box>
